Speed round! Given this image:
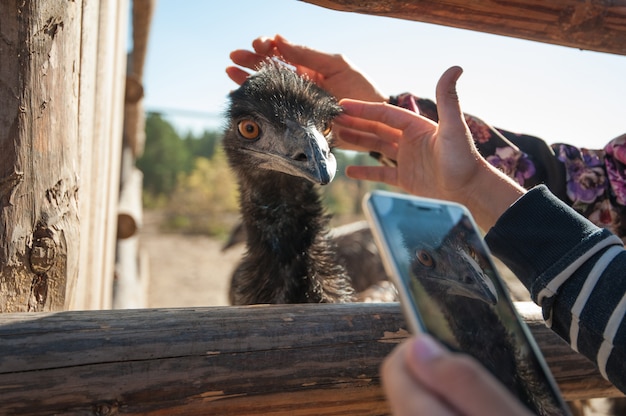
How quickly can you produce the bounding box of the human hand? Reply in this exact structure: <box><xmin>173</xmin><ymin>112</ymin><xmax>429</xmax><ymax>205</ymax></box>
<box><xmin>335</xmin><ymin>66</ymin><xmax>525</xmax><ymax>230</ymax></box>
<box><xmin>226</xmin><ymin>34</ymin><xmax>386</xmax><ymax>103</ymax></box>
<box><xmin>381</xmin><ymin>334</ymin><xmax>533</xmax><ymax>416</ymax></box>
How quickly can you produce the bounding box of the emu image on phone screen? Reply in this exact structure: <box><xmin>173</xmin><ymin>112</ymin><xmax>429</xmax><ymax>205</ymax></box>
<box><xmin>364</xmin><ymin>190</ymin><xmax>571</xmax><ymax>416</ymax></box>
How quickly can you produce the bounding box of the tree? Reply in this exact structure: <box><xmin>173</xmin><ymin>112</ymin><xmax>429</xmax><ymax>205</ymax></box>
<box><xmin>137</xmin><ymin>113</ymin><xmax>191</xmax><ymax>197</ymax></box>
<box><xmin>183</xmin><ymin>130</ymin><xmax>221</xmax><ymax>161</ymax></box>
<box><xmin>164</xmin><ymin>150</ymin><xmax>239</xmax><ymax>236</ymax></box>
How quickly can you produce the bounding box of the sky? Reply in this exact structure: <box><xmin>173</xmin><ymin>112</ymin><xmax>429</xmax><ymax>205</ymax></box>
<box><xmin>141</xmin><ymin>0</ymin><xmax>626</xmax><ymax>149</ymax></box>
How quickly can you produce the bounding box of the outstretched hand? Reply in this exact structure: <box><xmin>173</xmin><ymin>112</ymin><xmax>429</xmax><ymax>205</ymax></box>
<box><xmin>336</xmin><ymin>67</ymin><xmax>477</xmax><ymax>200</ymax></box>
<box><xmin>336</xmin><ymin>67</ymin><xmax>526</xmax><ymax>230</ymax></box>
<box><xmin>226</xmin><ymin>34</ymin><xmax>386</xmax><ymax>103</ymax></box>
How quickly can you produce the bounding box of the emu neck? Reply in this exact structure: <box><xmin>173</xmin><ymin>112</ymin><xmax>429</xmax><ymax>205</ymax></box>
<box><xmin>432</xmin><ymin>288</ymin><xmax>529</xmax><ymax>402</ymax></box>
<box><xmin>240</xmin><ymin>172</ymin><xmax>324</xmax><ymax>256</ymax></box>
<box><xmin>229</xmin><ymin>169</ymin><xmax>353</xmax><ymax>305</ymax></box>
<box><xmin>231</xmin><ymin>171</ymin><xmax>328</xmax><ymax>303</ymax></box>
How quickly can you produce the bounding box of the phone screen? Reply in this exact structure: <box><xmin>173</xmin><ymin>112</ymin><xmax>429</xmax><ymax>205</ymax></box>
<box><xmin>365</xmin><ymin>190</ymin><xmax>570</xmax><ymax>416</ymax></box>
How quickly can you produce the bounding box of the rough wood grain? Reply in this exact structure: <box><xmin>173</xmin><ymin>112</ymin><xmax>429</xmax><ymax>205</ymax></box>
<box><xmin>0</xmin><ymin>303</ymin><xmax>621</xmax><ymax>415</ymax></box>
<box><xmin>0</xmin><ymin>0</ymin><xmax>128</xmax><ymax>312</ymax></box>
<box><xmin>301</xmin><ymin>0</ymin><xmax>626</xmax><ymax>55</ymax></box>
<box><xmin>71</xmin><ymin>0</ymin><xmax>128</xmax><ymax>310</ymax></box>
<box><xmin>0</xmin><ymin>0</ymin><xmax>82</xmax><ymax>312</ymax></box>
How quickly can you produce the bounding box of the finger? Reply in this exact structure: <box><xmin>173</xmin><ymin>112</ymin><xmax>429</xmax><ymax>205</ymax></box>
<box><xmin>406</xmin><ymin>336</ymin><xmax>532</xmax><ymax>416</ymax></box>
<box><xmin>381</xmin><ymin>341</ymin><xmax>457</xmax><ymax>416</ymax></box>
<box><xmin>274</xmin><ymin>34</ymin><xmax>345</xmax><ymax>74</ymax></box>
<box><xmin>334</xmin><ymin>115</ymin><xmax>402</xmax><ymax>145</ymax></box>
<box><xmin>229</xmin><ymin>49</ymin><xmax>268</xmax><ymax>71</ymax></box>
<box><xmin>340</xmin><ymin>99</ymin><xmax>436</xmax><ymax>135</ymax></box>
<box><xmin>251</xmin><ymin>36</ymin><xmax>277</xmax><ymax>56</ymax></box>
<box><xmin>345</xmin><ymin>165</ymin><xmax>398</xmax><ymax>187</ymax></box>
<box><xmin>331</xmin><ymin>126</ymin><xmax>370</xmax><ymax>152</ymax></box>
<box><xmin>335</xmin><ymin>112</ymin><xmax>403</xmax><ymax>145</ymax></box>
<box><xmin>225</xmin><ymin>66</ymin><xmax>251</xmax><ymax>85</ymax></box>
<box><xmin>337</xmin><ymin>127</ymin><xmax>399</xmax><ymax>160</ymax></box>
<box><xmin>435</xmin><ymin>66</ymin><xmax>467</xmax><ymax>131</ymax></box>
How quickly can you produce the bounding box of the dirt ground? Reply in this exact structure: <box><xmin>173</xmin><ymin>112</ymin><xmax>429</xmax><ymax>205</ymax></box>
<box><xmin>141</xmin><ymin>210</ymin><xmax>243</xmax><ymax>308</ymax></box>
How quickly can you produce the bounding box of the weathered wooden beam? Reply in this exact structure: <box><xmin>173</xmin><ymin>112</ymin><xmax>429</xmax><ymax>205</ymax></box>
<box><xmin>300</xmin><ymin>0</ymin><xmax>626</xmax><ymax>56</ymax></box>
<box><xmin>123</xmin><ymin>0</ymin><xmax>155</xmax><ymax>158</ymax></box>
<box><xmin>0</xmin><ymin>0</ymin><xmax>83</xmax><ymax>312</ymax></box>
<box><xmin>0</xmin><ymin>303</ymin><xmax>621</xmax><ymax>415</ymax></box>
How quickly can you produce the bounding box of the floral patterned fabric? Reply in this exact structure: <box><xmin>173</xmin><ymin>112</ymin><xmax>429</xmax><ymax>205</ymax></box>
<box><xmin>390</xmin><ymin>93</ymin><xmax>626</xmax><ymax>243</ymax></box>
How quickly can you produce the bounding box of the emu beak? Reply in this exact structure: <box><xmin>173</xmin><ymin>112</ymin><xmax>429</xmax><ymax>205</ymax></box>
<box><xmin>446</xmin><ymin>247</ymin><xmax>498</xmax><ymax>305</ymax></box>
<box><xmin>278</xmin><ymin>120</ymin><xmax>337</xmax><ymax>185</ymax></box>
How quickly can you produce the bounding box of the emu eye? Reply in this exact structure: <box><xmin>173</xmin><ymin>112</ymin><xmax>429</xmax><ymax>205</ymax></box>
<box><xmin>237</xmin><ymin>120</ymin><xmax>260</xmax><ymax>140</ymax></box>
<box><xmin>322</xmin><ymin>122</ymin><xmax>332</xmax><ymax>136</ymax></box>
<box><xmin>416</xmin><ymin>249</ymin><xmax>434</xmax><ymax>268</ymax></box>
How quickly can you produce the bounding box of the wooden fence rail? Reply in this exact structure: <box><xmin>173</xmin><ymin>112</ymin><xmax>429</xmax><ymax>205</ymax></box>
<box><xmin>0</xmin><ymin>302</ymin><xmax>621</xmax><ymax>415</ymax></box>
<box><xmin>302</xmin><ymin>0</ymin><xmax>626</xmax><ymax>56</ymax></box>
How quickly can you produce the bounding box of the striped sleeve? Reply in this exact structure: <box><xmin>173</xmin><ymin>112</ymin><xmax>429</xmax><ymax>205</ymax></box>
<box><xmin>485</xmin><ymin>185</ymin><xmax>626</xmax><ymax>394</ymax></box>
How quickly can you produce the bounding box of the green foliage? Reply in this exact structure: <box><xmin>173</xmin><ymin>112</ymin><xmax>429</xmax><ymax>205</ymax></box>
<box><xmin>137</xmin><ymin>113</ymin><xmax>191</xmax><ymax>197</ymax></box>
<box><xmin>323</xmin><ymin>148</ymin><xmax>390</xmax><ymax>217</ymax></box>
<box><xmin>163</xmin><ymin>151</ymin><xmax>239</xmax><ymax>237</ymax></box>
<box><xmin>183</xmin><ymin>130</ymin><xmax>221</xmax><ymax>161</ymax></box>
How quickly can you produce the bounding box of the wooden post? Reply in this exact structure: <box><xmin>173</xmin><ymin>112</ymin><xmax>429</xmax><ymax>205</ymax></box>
<box><xmin>0</xmin><ymin>303</ymin><xmax>621</xmax><ymax>415</ymax></box>
<box><xmin>0</xmin><ymin>0</ymin><xmax>128</xmax><ymax>312</ymax></box>
<box><xmin>117</xmin><ymin>167</ymin><xmax>144</xmax><ymax>240</ymax></box>
<box><xmin>113</xmin><ymin>0</ymin><xmax>155</xmax><ymax>309</ymax></box>
<box><xmin>0</xmin><ymin>1</ymin><xmax>82</xmax><ymax>312</ymax></box>
<box><xmin>124</xmin><ymin>0</ymin><xmax>156</xmax><ymax>158</ymax></box>
<box><xmin>71</xmin><ymin>0</ymin><xmax>129</xmax><ymax>311</ymax></box>
<box><xmin>301</xmin><ymin>0</ymin><xmax>626</xmax><ymax>56</ymax></box>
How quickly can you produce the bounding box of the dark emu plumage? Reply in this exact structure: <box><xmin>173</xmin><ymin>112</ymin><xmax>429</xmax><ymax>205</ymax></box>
<box><xmin>223</xmin><ymin>61</ymin><xmax>356</xmax><ymax>305</ymax></box>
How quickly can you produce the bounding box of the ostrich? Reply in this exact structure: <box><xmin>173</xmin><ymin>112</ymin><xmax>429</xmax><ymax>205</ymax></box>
<box><xmin>223</xmin><ymin>61</ymin><xmax>386</xmax><ymax>304</ymax></box>
<box><xmin>406</xmin><ymin>215</ymin><xmax>565</xmax><ymax>415</ymax></box>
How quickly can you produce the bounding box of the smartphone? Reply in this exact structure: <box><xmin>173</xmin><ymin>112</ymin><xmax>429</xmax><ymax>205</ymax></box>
<box><xmin>364</xmin><ymin>190</ymin><xmax>571</xmax><ymax>416</ymax></box>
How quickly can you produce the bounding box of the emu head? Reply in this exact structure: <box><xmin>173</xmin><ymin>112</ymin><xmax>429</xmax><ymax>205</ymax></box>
<box><xmin>223</xmin><ymin>61</ymin><xmax>341</xmax><ymax>185</ymax></box>
<box><xmin>409</xmin><ymin>216</ymin><xmax>498</xmax><ymax>306</ymax></box>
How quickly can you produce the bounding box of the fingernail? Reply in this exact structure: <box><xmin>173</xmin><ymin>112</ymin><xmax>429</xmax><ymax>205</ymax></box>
<box><xmin>412</xmin><ymin>334</ymin><xmax>445</xmax><ymax>362</ymax></box>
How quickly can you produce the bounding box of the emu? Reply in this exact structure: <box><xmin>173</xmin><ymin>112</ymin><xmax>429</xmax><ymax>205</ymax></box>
<box><xmin>407</xmin><ymin>216</ymin><xmax>564</xmax><ymax>415</ymax></box>
<box><xmin>223</xmin><ymin>61</ymin><xmax>362</xmax><ymax>305</ymax></box>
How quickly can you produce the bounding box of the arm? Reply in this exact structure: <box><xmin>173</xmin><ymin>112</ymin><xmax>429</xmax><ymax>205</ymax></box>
<box><xmin>485</xmin><ymin>185</ymin><xmax>626</xmax><ymax>394</ymax></box>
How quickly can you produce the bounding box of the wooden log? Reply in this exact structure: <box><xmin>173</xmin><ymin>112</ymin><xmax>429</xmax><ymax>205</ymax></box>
<box><xmin>113</xmin><ymin>235</ymin><xmax>148</xmax><ymax>309</ymax></box>
<box><xmin>117</xmin><ymin>167</ymin><xmax>144</xmax><ymax>239</ymax></box>
<box><xmin>0</xmin><ymin>0</ymin><xmax>83</xmax><ymax>312</ymax></box>
<box><xmin>130</xmin><ymin>0</ymin><xmax>156</xmax><ymax>80</ymax></box>
<box><xmin>301</xmin><ymin>0</ymin><xmax>626</xmax><ymax>56</ymax></box>
<box><xmin>0</xmin><ymin>303</ymin><xmax>621</xmax><ymax>415</ymax></box>
<box><xmin>71</xmin><ymin>0</ymin><xmax>129</xmax><ymax>310</ymax></box>
<box><xmin>123</xmin><ymin>81</ymin><xmax>147</xmax><ymax>157</ymax></box>
<box><xmin>123</xmin><ymin>0</ymin><xmax>155</xmax><ymax>158</ymax></box>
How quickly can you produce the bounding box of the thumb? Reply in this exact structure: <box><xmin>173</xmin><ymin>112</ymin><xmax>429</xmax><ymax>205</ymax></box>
<box><xmin>435</xmin><ymin>66</ymin><xmax>465</xmax><ymax>128</ymax></box>
<box><xmin>407</xmin><ymin>335</ymin><xmax>532</xmax><ymax>416</ymax></box>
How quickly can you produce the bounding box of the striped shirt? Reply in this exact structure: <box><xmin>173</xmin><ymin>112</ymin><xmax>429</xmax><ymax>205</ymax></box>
<box><xmin>485</xmin><ymin>185</ymin><xmax>626</xmax><ymax>394</ymax></box>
